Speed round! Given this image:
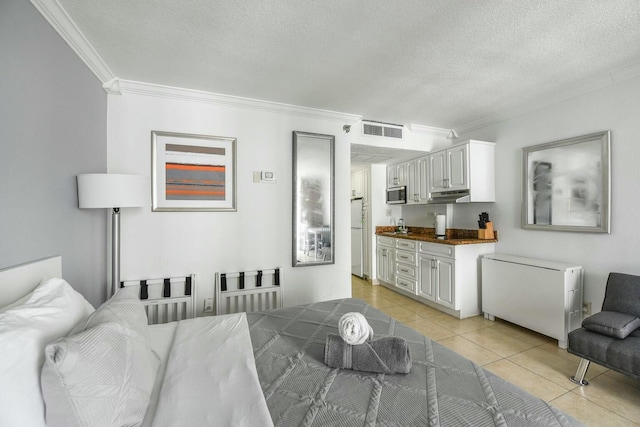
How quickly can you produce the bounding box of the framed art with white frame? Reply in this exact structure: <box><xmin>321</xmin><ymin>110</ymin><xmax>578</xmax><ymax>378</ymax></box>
<box><xmin>151</xmin><ymin>131</ymin><xmax>237</xmax><ymax>212</ymax></box>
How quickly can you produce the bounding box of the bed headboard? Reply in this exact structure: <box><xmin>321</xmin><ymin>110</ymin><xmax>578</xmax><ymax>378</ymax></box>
<box><xmin>0</xmin><ymin>256</ymin><xmax>62</xmax><ymax>308</ymax></box>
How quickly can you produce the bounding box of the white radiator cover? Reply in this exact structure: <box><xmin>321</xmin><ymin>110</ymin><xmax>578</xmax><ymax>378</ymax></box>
<box><xmin>481</xmin><ymin>254</ymin><xmax>583</xmax><ymax>348</ymax></box>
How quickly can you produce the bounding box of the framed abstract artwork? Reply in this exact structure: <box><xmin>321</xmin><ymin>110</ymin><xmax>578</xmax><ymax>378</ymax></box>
<box><xmin>151</xmin><ymin>131</ymin><xmax>237</xmax><ymax>212</ymax></box>
<box><xmin>521</xmin><ymin>131</ymin><xmax>610</xmax><ymax>233</ymax></box>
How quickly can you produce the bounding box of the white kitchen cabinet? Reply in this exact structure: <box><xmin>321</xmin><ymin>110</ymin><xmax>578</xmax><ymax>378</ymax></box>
<box><xmin>418</xmin><ymin>252</ymin><xmax>454</xmax><ymax>309</ymax></box>
<box><xmin>395</xmin><ymin>239</ymin><xmax>417</xmax><ymax>293</ymax></box>
<box><xmin>429</xmin><ymin>144</ymin><xmax>469</xmax><ymax>193</ymax></box>
<box><xmin>428</xmin><ymin>149</ymin><xmax>448</xmax><ymax>193</ymax></box>
<box><xmin>376</xmin><ymin>236</ymin><xmax>395</xmax><ymax>284</ymax></box>
<box><xmin>376</xmin><ymin>235</ymin><xmax>494</xmax><ymax>319</ymax></box>
<box><xmin>405</xmin><ymin>159</ymin><xmax>418</xmax><ymax>204</ymax></box>
<box><xmin>418</xmin><ymin>242</ymin><xmax>455</xmax><ymax>309</ymax></box>
<box><xmin>428</xmin><ymin>140</ymin><xmax>495</xmax><ymax>202</ymax></box>
<box><xmin>416</xmin><ymin>155</ymin><xmax>430</xmax><ymax>203</ymax></box>
<box><xmin>405</xmin><ymin>157</ymin><xmax>430</xmax><ymax>205</ymax></box>
<box><xmin>417</xmin><ymin>241</ymin><xmax>495</xmax><ymax>318</ymax></box>
<box><xmin>387</xmin><ymin>161</ymin><xmax>407</xmax><ymax>188</ymax></box>
<box><xmin>447</xmin><ymin>144</ymin><xmax>469</xmax><ymax>191</ymax></box>
<box><xmin>351</xmin><ymin>169</ymin><xmax>364</xmax><ymax>198</ymax></box>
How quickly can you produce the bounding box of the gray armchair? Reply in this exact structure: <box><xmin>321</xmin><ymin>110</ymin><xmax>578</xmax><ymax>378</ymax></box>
<box><xmin>567</xmin><ymin>272</ymin><xmax>640</xmax><ymax>385</ymax></box>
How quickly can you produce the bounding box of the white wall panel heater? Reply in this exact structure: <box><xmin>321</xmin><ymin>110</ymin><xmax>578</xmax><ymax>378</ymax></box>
<box><xmin>481</xmin><ymin>254</ymin><xmax>583</xmax><ymax>348</ymax></box>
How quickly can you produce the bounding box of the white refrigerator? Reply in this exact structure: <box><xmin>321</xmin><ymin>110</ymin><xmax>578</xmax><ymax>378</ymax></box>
<box><xmin>351</xmin><ymin>198</ymin><xmax>364</xmax><ymax>277</ymax></box>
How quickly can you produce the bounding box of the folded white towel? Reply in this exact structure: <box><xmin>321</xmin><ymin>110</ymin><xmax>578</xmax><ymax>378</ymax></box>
<box><xmin>338</xmin><ymin>312</ymin><xmax>374</xmax><ymax>345</ymax></box>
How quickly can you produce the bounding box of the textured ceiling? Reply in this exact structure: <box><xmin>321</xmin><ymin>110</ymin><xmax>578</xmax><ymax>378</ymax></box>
<box><xmin>57</xmin><ymin>0</ymin><xmax>640</xmax><ymax>131</ymax></box>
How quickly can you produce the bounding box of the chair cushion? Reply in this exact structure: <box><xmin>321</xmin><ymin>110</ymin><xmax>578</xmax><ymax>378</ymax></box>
<box><xmin>568</xmin><ymin>328</ymin><xmax>640</xmax><ymax>380</ymax></box>
<box><xmin>582</xmin><ymin>311</ymin><xmax>640</xmax><ymax>339</ymax></box>
<box><xmin>602</xmin><ymin>273</ymin><xmax>640</xmax><ymax>317</ymax></box>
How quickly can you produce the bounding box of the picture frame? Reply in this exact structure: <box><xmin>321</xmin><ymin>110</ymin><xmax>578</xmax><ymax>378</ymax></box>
<box><xmin>522</xmin><ymin>130</ymin><xmax>610</xmax><ymax>233</ymax></box>
<box><xmin>151</xmin><ymin>131</ymin><xmax>236</xmax><ymax>212</ymax></box>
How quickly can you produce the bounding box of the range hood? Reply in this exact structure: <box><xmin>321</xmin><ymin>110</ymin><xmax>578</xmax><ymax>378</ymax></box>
<box><xmin>428</xmin><ymin>189</ymin><xmax>470</xmax><ymax>204</ymax></box>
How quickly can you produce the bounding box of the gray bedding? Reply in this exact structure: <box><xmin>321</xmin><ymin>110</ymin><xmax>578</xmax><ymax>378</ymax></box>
<box><xmin>247</xmin><ymin>298</ymin><xmax>584</xmax><ymax>427</ymax></box>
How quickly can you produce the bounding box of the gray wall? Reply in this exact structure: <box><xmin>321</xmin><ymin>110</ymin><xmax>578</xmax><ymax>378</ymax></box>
<box><xmin>0</xmin><ymin>0</ymin><xmax>107</xmax><ymax>306</ymax></box>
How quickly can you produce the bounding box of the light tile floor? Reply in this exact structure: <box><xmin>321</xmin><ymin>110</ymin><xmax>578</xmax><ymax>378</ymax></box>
<box><xmin>351</xmin><ymin>276</ymin><xmax>640</xmax><ymax>427</ymax></box>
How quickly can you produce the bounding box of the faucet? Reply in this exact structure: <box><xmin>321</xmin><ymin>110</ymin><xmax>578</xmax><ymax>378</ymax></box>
<box><xmin>397</xmin><ymin>218</ymin><xmax>406</xmax><ymax>233</ymax></box>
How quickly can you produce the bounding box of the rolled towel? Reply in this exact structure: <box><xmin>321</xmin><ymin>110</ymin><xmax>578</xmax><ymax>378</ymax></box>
<box><xmin>324</xmin><ymin>334</ymin><xmax>411</xmax><ymax>374</ymax></box>
<box><xmin>338</xmin><ymin>312</ymin><xmax>374</xmax><ymax>345</ymax></box>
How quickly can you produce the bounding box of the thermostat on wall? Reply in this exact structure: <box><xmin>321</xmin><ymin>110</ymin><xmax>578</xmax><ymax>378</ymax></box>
<box><xmin>261</xmin><ymin>171</ymin><xmax>276</xmax><ymax>181</ymax></box>
<box><xmin>253</xmin><ymin>171</ymin><xmax>277</xmax><ymax>183</ymax></box>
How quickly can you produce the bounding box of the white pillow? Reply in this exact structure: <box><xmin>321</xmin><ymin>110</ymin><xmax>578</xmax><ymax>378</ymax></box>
<box><xmin>41</xmin><ymin>321</ymin><xmax>160</xmax><ymax>427</ymax></box>
<box><xmin>0</xmin><ymin>292</ymin><xmax>32</xmax><ymax>314</ymax></box>
<box><xmin>0</xmin><ymin>278</ymin><xmax>94</xmax><ymax>427</ymax></box>
<box><xmin>71</xmin><ymin>285</ymin><xmax>149</xmax><ymax>339</ymax></box>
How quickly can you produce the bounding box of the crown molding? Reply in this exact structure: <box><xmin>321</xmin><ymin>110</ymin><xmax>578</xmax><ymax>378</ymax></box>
<box><xmin>457</xmin><ymin>60</ymin><xmax>640</xmax><ymax>136</ymax></box>
<box><xmin>30</xmin><ymin>0</ymin><xmax>116</xmax><ymax>90</ymax></box>
<box><xmin>408</xmin><ymin>123</ymin><xmax>450</xmax><ymax>138</ymax></box>
<box><xmin>115</xmin><ymin>79</ymin><xmax>362</xmax><ymax>123</ymax></box>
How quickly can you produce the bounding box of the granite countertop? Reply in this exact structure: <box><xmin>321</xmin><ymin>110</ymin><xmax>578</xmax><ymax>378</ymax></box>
<box><xmin>376</xmin><ymin>226</ymin><xmax>498</xmax><ymax>245</ymax></box>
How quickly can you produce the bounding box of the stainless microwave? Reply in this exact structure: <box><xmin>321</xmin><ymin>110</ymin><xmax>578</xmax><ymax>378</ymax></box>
<box><xmin>386</xmin><ymin>186</ymin><xmax>406</xmax><ymax>204</ymax></box>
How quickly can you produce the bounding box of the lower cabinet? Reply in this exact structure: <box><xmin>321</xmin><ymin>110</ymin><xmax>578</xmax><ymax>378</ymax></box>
<box><xmin>395</xmin><ymin>239</ymin><xmax>417</xmax><ymax>293</ymax></box>
<box><xmin>376</xmin><ymin>235</ymin><xmax>495</xmax><ymax>319</ymax></box>
<box><xmin>376</xmin><ymin>237</ymin><xmax>395</xmax><ymax>284</ymax></box>
<box><xmin>418</xmin><ymin>254</ymin><xmax>454</xmax><ymax>309</ymax></box>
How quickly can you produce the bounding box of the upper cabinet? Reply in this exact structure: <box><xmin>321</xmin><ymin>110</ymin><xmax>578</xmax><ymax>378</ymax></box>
<box><xmin>404</xmin><ymin>156</ymin><xmax>430</xmax><ymax>205</ymax></box>
<box><xmin>387</xmin><ymin>161</ymin><xmax>407</xmax><ymax>188</ymax></box>
<box><xmin>387</xmin><ymin>140</ymin><xmax>495</xmax><ymax>204</ymax></box>
<box><xmin>351</xmin><ymin>168</ymin><xmax>364</xmax><ymax>198</ymax></box>
<box><xmin>428</xmin><ymin>143</ymin><xmax>470</xmax><ymax>193</ymax></box>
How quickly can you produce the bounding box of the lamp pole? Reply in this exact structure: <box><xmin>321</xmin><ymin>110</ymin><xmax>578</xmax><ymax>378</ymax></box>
<box><xmin>111</xmin><ymin>207</ymin><xmax>120</xmax><ymax>295</ymax></box>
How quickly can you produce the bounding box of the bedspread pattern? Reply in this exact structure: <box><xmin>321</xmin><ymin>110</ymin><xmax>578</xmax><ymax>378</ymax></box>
<box><xmin>247</xmin><ymin>298</ymin><xmax>583</xmax><ymax>427</ymax></box>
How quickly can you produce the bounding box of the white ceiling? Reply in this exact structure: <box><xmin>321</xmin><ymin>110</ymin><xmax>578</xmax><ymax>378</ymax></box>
<box><xmin>56</xmin><ymin>0</ymin><xmax>640</xmax><ymax>132</ymax></box>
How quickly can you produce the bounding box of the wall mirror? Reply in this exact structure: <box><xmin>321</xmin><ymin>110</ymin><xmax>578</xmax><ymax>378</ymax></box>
<box><xmin>522</xmin><ymin>130</ymin><xmax>610</xmax><ymax>233</ymax></box>
<box><xmin>293</xmin><ymin>131</ymin><xmax>335</xmax><ymax>267</ymax></box>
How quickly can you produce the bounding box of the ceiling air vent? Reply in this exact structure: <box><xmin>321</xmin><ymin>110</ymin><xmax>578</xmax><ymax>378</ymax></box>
<box><xmin>362</xmin><ymin>120</ymin><xmax>404</xmax><ymax>139</ymax></box>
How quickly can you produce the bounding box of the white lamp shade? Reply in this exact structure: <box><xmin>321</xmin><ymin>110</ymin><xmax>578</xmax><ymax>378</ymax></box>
<box><xmin>77</xmin><ymin>174</ymin><xmax>149</xmax><ymax>208</ymax></box>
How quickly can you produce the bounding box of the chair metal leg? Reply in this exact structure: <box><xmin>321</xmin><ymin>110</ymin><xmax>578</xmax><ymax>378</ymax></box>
<box><xmin>569</xmin><ymin>358</ymin><xmax>590</xmax><ymax>386</ymax></box>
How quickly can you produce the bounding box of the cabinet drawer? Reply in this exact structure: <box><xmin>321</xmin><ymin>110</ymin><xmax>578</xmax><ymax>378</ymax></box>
<box><xmin>395</xmin><ymin>276</ymin><xmax>416</xmax><ymax>293</ymax></box>
<box><xmin>395</xmin><ymin>239</ymin><xmax>417</xmax><ymax>251</ymax></box>
<box><xmin>395</xmin><ymin>250</ymin><xmax>417</xmax><ymax>266</ymax></box>
<box><xmin>377</xmin><ymin>236</ymin><xmax>395</xmax><ymax>247</ymax></box>
<box><xmin>396</xmin><ymin>263</ymin><xmax>417</xmax><ymax>280</ymax></box>
<box><xmin>419</xmin><ymin>242</ymin><xmax>454</xmax><ymax>257</ymax></box>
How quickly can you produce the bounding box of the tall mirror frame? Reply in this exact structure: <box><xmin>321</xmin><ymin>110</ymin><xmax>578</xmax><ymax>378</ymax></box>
<box><xmin>292</xmin><ymin>131</ymin><xmax>335</xmax><ymax>267</ymax></box>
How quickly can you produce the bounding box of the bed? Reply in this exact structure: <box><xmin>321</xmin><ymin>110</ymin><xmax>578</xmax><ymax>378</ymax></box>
<box><xmin>0</xmin><ymin>257</ymin><xmax>584</xmax><ymax>426</ymax></box>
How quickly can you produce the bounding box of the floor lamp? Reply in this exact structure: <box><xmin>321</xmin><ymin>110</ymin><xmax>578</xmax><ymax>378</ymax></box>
<box><xmin>77</xmin><ymin>174</ymin><xmax>149</xmax><ymax>295</ymax></box>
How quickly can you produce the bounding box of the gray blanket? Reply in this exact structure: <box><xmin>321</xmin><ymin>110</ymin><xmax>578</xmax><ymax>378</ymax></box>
<box><xmin>247</xmin><ymin>298</ymin><xmax>583</xmax><ymax>426</ymax></box>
